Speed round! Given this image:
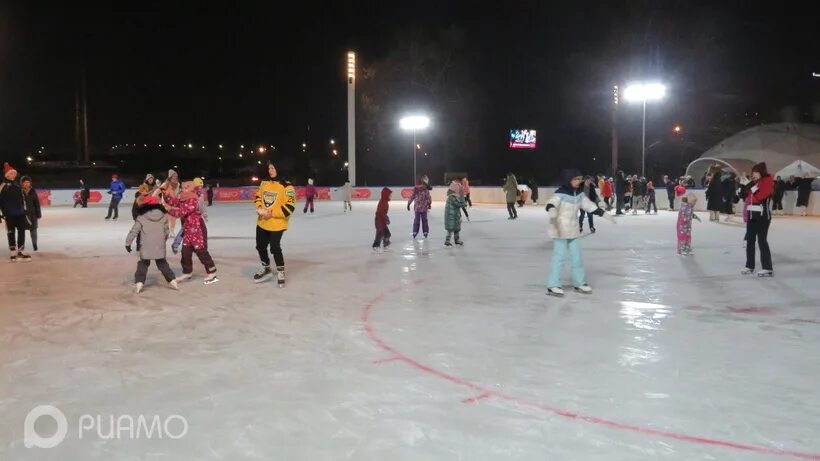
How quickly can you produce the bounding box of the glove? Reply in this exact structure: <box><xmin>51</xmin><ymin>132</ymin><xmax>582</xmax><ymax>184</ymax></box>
<box><xmin>125</xmin><ymin>245</ymin><xmax>132</xmax><ymax>253</ymax></box>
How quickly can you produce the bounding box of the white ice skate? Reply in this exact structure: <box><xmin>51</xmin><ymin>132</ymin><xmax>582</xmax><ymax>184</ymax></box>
<box><xmin>740</xmin><ymin>268</ymin><xmax>754</xmax><ymax>275</ymax></box>
<box><xmin>276</xmin><ymin>267</ymin><xmax>285</xmax><ymax>288</ymax></box>
<box><xmin>175</xmin><ymin>273</ymin><xmax>192</xmax><ymax>283</ymax></box>
<box><xmin>203</xmin><ymin>274</ymin><xmax>219</xmax><ymax>285</ymax></box>
<box><xmin>254</xmin><ymin>265</ymin><xmax>273</xmax><ymax>283</ymax></box>
<box><xmin>547</xmin><ymin>287</ymin><xmax>565</xmax><ymax>297</ymax></box>
<box><xmin>574</xmin><ymin>284</ymin><xmax>592</xmax><ymax>294</ymax></box>
<box><xmin>757</xmin><ymin>270</ymin><xmax>773</xmax><ymax>278</ymax></box>
<box><xmin>135</xmin><ymin>282</ymin><xmax>144</xmax><ymax>294</ymax></box>
<box><xmin>169</xmin><ymin>280</ymin><xmax>179</xmax><ymax>290</ymax></box>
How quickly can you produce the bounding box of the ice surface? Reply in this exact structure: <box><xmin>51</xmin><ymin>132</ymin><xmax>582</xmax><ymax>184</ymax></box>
<box><xmin>1</xmin><ymin>202</ymin><xmax>819</xmax><ymax>461</ymax></box>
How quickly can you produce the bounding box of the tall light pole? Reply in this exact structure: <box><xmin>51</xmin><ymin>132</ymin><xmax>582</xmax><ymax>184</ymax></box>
<box><xmin>624</xmin><ymin>82</ymin><xmax>666</xmax><ymax>177</ymax></box>
<box><xmin>611</xmin><ymin>85</ymin><xmax>619</xmax><ymax>176</ymax></box>
<box><xmin>399</xmin><ymin>115</ymin><xmax>431</xmax><ymax>184</ymax></box>
<box><xmin>347</xmin><ymin>51</ymin><xmax>356</xmax><ymax>185</ymax></box>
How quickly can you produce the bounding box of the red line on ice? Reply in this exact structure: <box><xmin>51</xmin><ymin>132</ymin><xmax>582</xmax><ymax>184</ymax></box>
<box><xmin>361</xmin><ymin>282</ymin><xmax>820</xmax><ymax>460</ymax></box>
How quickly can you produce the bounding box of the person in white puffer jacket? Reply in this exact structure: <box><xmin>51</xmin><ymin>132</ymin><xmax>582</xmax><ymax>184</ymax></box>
<box><xmin>545</xmin><ymin>172</ymin><xmax>615</xmax><ymax>297</ymax></box>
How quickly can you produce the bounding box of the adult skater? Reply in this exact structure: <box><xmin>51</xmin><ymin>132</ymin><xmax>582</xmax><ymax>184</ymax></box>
<box><xmin>645</xmin><ymin>180</ymin><xmax>658</xmax><ymax>214</ymax></box>
<box><xmin>463</xmin><ymin>176</ymin><xmax>472</xmax><ymax>207</ymax></box>
<box><xmin>303</xmin><ymin>178</ymin><xmax>316</xmax><ymax>214</ymax></box>
<box><xmin>125</xmin><ymin>195</ymin><xmax>179</xmax><ymax>293</ymax></box>
<box><xmin>601</xmin><ymin>177</ymin><xmax>613</xmax><ymax>211</ymax></box>
<box><xmin>705</xmin><ymin>168</ymin><xmax>722</xmax><ymax>221</ymax></box>
<box><xmin>795</xmin><ymin>172</ymin><xmax>814</xmax><ymax>216</ymax></box>
<box><xmin>254</xmin><ymin>162</ymin><xmax>296</xmax><ymax>286</ymax></box>
<box><xmin>529</xmin><ymin>177</ymin><xmax>539</xmax><ymax>205</ymax></box>
<box><xmin>338</xmin><ymin>180</ymin><xmax>352</xmax><ymax>212</ymax></box>
<box><xmin>615</xmin><ymin>170</ymin><xmax>627</xmax><ymax>215</ymax></box>
<box><xmin>105</xmin><ymin>173</ymin><xmax>126</xmax><ymax>220</ymax></box>
<box><xmin>578</xmin><ymin>175</ymin><xmax>599</xmax><ymax>233</ymax></box>
<box><xmin>407</xmin><ymin>175</ymin><xmax>432</xmax><ymax>238</ymax></box>
<box><xmin>721</xmin><ymin>172</ymin><xmax>737</xmax><ymax>219</ymax></box>
<box><xmin>206</xmin><ymin>184</ymin><xmax>214</xmax><ymax>206</ymax></box>
<box><xmin>503</xmin><ymin>173</ymin><xmax>518</xmax><ymax>219</ymax></box>
<box><xmin>20</xmin><ymin>176</ymin><xmax>41</xmax><ymax>251</ymax></box>
<box><xmin>74</xmin><ymin>179</ymin><xmax>90</xmax><ymax>208</ymax></box>
<box><xmin>160</xmin><ymin>169</ymin><xmax>181</xmax><ymax>233</ymax></box>
<box><xmin>772</xmin><ymin>176</ymin><xmax>786</xmax><ymax>215</ymax></box>
<box><xmin>664</xmin><ymin>175</ymin><xmax>677</xmax><ymax>210</ymax></box>
<box><xmin>0</xmin><ymin>163</ymin><xmax>31</xmax><ymax>261</ymax></box>
<box><xmin>742</xmin><ymin>162</ymin><xmax>774</xmax><ymax>277</ymax></box>
<box><xmin>632</xmin><ymin>177</ymin><xmax>646</xmax><ymax>215</ymax></box>
<box><xmin>545</xmin><ymin>170</ymin><xmax>614</xmax><ymax>296</ymax></box>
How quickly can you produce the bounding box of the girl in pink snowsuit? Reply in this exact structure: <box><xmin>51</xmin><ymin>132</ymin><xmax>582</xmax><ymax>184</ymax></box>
<box><xmin>165</xmin><ymin>182</ymin><xmax>217</xmax><ymax>281</ymax></box>
<box><xmin>676</xmin><ymin>194</ymin><xmax>702</xmax><ymax>255</ymax></box>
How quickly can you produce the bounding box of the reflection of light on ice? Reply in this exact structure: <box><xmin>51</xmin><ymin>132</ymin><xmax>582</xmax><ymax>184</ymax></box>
<box><xmin>618</xmin><ymin>301</ymin><xmax>670</xmax><ymax>367</ymax></box>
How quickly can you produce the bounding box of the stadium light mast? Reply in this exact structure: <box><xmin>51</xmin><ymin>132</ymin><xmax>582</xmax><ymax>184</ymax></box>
<box><xmin>399</xmin><ymin>115</ymin><xmax>431</xmax><ymax>184</ymax></box>
<box><xmin>624</xmin><ymin>82</ymin><xmax>666</xmax><ymax>177</ymax></box>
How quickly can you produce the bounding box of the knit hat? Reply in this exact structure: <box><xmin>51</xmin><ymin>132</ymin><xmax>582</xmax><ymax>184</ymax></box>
<box><xmin>142</xmin><ymin>195</ymin><xmax>160</xmax><ymax>206</ymax></box>
<box><xmin>193</xmin><ymin>177</ymin><xmax>204</xmax><ymax>188</ymax></box>
<box><xmin>145</xmin><ymin>173</ymin><xmax>155</xmax><ymax>182</ymax></box>
<box><xmin>111</xmin><ymin>174</ymin><xmax>119</xmax><ymax>180</ymax></box>
<box><xmin>3</xmin><ymin>162</ymin><xmax>17</xmax><ymax>180</ymax></box>
<box><xmin>751</xmin><ymin>162</ymin><xmax>768</xmax><ymax>176</ymax></box>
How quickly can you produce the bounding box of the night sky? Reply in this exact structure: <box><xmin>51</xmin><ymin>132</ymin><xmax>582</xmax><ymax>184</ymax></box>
<box><xmin>1</xmin><ymin>1</ymin><xmax>818</xmax><ymax>185</ymax></box>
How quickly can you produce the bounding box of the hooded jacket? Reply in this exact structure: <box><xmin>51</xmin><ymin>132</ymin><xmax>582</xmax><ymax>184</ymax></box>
<box><xmin>375</xmin><ymin>187</ymin><xmax>391</xmax><ymax>230</ymax></box>
<box><xmin>0</xmin><ymin>178</ymin><xmax>26</xmax><ymax>218</ymax></box>
<box><xmin>408</xmin><ymin>183</ymin><xmax>432</xmax><ymax>212</ymax></box>
<box><xmin>545</xmin><ymin>184</ymin><xmax>604</xmax><ymax>239</ymax></box>
<box><xmin>125</xmin><ymin>204</ymin><xmax>169</xmax><ymax>260</ymax></box>
<box><xmin>502</xmin><ymin>174</ymin><xmax>519</xmax><ymax>202</ymax></box>
<box><xmin>21</xmin><ymin>183</ymin><xmax>41</xmax><ymax>226</ymax></box>
<box><xmin>444</xmin><ymin>191</ymin><xmax>464</xmax><ymax>232</ymax></box>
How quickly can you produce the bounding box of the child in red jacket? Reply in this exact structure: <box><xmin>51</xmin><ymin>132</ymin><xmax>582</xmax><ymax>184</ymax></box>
<box><xmin>373</xmin><ymin>187</ymin><xmax>392</xmax><ymax>252</ymax></box>
<box><xmin>165</xmin><ymin>181</ymin><xmax>218</xmax><ymax>283</ymax></box>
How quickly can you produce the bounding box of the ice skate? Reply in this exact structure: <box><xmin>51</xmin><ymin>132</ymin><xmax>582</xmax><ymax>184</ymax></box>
<box><xmin>203</xmin><ymin>273</ymin><xmax>219</xmax><ymax>284</ymax></box>
<box><xmin>16</xmin><ymin>251</ymin><xmax>31</xmax><ymax>262</ymax></box>
<box><xmin>135</xmin><ymin>282</ymin><xmax>144</xmax><ymax>294</ymax></box>
<box><xmin>455</xmin><ymin>239</ymin><xmax>464</xmax><ymax>246</ymax></box>
<box><xmin>547</xmin><ymin>287</ymin><xmax>564</xmax><ymax>297</ymax></box>
<box><xmin>757</xmin><ymin>270</ymin><xmax>773</xmax><ymax>278</ymax></box>
<box><xmin>276</xmin><ymin>266</ymin><xmax>285</xmax><ymax>287</ymax></box>
<box><xmin>169</xmin><ymin>280</ymin><xmax>179</xmax><ymax>290</ymax></box>
<box><xmin>175</xmin><ymin>273</ymin><xmax>192</xmax><ymax>283</ymax></box>
<box><xmin>372</xmin><ymin>246</ymin><xmax>382</xmax><ymax>254</ymax></box>
<box><xmin>254</xmin><ymin>265</ymin><xmax>273</xmax><ymax>283</ymax></box>
<box><xmin>9</xmin><ymin>254</ymin><xmax>17</xmax><ymax>263</ymax></box>
<box><xmin>574</xmin><ymin>284</ymin><xmax>592</xmax><ymax>294</ymax></box>
<box><xmin>590</xmin><ymin>227</ymin><xmax>596</xmax><ymax>233</ymax></box>
<box><xmin>741</xmin><ymin>268</ymin><xmax>754</xmax><ymax>275</ymax></box>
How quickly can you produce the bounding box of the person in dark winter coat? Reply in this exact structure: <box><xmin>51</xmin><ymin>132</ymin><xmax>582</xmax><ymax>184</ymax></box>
<box><xmin>795</xmin><ymin>173</ymin><xmax>814</xmax><ymax>216</ymax></box>
<box><xmin>579</xmin><ymin>176</ymin><xmax>599</xmax><ymax>233</ymax></box>
<box><xmin>645</xmin><ymin>180</ymin><xmax>658</xmax><ymax>214</ymax></box>
<box><xmin>721</xmin><ymin>172</ymin><xmax>737</xmax><ymax>215</ymax></box>
<box><xmin>705</xmin><ymin>168</ymin><xmax>723</xmax><ymax>221</ymax></box>
<box><xmin>20</xmin><ymin>176</ymin><xmax>41</xmax><ymax>251</ymax></box>
<box><xmin>529</xmin><ymin>177</ymin><xmax>539</xmax><ymax>204</ymax></box>
<box><xmin>0</xmin><ymin>163</ymin><xmax>31</xmax><ymax>261</ymax></box>
<box><xmin>125</xmin><ymin>195</ymin><xmax>178</xmax><ymax>293</ymax></box>
<box><xmin>664</xmin><ymin>175</ymin><xmax>677</xmax><ymax>210</ymax></box>
<box><xmin>105</xmin><ymin>174</ymin><xmax>127</xmax><ymax>220</ymax></box>
<box><xmin>614</xmin><ymin>170</ymin><xmax>626</xmax><ymax>215</ymax></box>
<box><xmin>742</xmin><ymin>162</ymin><xmax>774</xmax><ymax>276</ymax></box>
<box><xmin>772</xmin><ymin>176</ymin><xmax>786</xmax><ymax>215</ymax></box>
<box><xmin>407</xmin><ymin>175</ymin><xmax>432</xmax><ymax>238</ymax></box>
<box><xmin>502</xmin><ymin>173</ymin><xmax>519</xmax><ymax>219</ymax></box>
<box><xmin>206</xmin><ymin>185</ymin><xmax>214</xmax><ymax>206</ymax></box>
<box><xmin>373</xmin><ymin>187</ymin><xmax>392</xmax><ymax>251</ymax></box>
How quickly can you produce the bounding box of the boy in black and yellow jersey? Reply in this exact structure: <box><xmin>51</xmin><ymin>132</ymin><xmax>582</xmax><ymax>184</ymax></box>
<box><xmin>254</xmin><ymin>162</ymin><xmax>296</xmax><ymax>286</ymax></box>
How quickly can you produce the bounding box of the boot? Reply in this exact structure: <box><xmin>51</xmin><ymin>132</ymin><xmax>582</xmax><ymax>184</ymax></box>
<box><xmin>276</xmin><ymin>266</ymin><xmax>286</xmax><ymax>287</ymax></box>
<box><xmin>253</xmin><ymin>265</ymin><xmax>273</xmax><ymax>283</ymax></box>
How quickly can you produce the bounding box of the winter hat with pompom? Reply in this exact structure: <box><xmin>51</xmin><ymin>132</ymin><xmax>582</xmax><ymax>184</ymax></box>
<box><xmin>3</xmin><ymin>162</ymin><xmax>17</xmax><ymax>180</ymax></box>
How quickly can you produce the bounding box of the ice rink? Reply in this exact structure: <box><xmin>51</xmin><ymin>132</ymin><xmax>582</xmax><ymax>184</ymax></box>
<box><xmin>1</xmin><ymin>201</ymin><xmax>819</xmax><ymax>460</ymax></box>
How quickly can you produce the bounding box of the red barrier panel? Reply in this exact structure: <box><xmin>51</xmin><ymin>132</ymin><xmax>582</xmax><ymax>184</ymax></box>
<box><xmin>295</xmin><ymin>187</ymin><xmax>331</xmax><ymax>200</ymax></box>
<box><xmin>352</xmin><ymin>188</ymin><xmax>371</xmax><ymax>199</ymax></box>
<box><xmin>400</xmin><ymin>188</ymin><xmax>414</xmax><ymax>199</ymax></box>
<box><xmin>37</xmin><ymin>190</ymin><xmax>51</xmax><ymax>206</ymax></box>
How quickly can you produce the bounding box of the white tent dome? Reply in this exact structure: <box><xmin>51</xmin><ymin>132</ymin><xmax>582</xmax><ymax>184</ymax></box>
<box><xmin>685</xmin><ymin>123</ymin><xmax>820</xmax><ymax>181</ymax></box>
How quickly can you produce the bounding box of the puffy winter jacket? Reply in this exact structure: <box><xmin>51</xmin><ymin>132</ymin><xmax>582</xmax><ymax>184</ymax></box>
<box><xmin>502</xmin><ymin>175</ymin><xmax>519</xmax><ymax>202</ymax></box>
<box><xmin>109</xmin><ymin>179</ymin><xmax>126</xmax><ymax>199</ymax></box>
<box><xmin>375</xmin><ymin>187</ymin><xmax>391</xmax><ymax>230</ymax></box>
<box><xmin>125</xmin><ymin>204</ymin><xmax>169</xmax><ymax>260</ymax></box>
<box><xmin>444</xmin><ymin>193</ymin><xmax>464</xmax><ymax>232</ymax></box>
<box><xmin>546</xmin><ymin>185</ymin><xmax>604</xmax><ymax>239</ymax></box>
<box><xmin>407</xmin><ymin>184</ymin><xmax>432</xmax><ymax>212</ymax></box>
<box><xmin>0</xmin><ymin>180</ymin><xmax>26</xmax><ymax>217</ymax></box>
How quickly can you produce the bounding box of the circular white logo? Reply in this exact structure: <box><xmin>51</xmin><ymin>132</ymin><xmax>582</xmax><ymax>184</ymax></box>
<box><xmin>24</xmin><ymin>405</ymin><xmax>68</xmax><ymax>449</ymax></box>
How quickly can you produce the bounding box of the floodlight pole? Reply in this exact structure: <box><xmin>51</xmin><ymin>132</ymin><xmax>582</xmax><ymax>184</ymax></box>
<box><xmin>641</xmin><ymin>99</ymin><xmax>647</xmax><ymax>177</ymax></box>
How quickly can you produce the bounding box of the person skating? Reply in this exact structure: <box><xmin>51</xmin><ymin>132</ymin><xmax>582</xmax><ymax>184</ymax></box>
<box><xmin>407</xmin><ymin>176</ymin><xmax>432</xmax><ymax>238</ymax></box>
<box><xmin>160</xmin><ymin>169</ymin><xmax>181</xmax><ymax>233</ymax></box>
<box><xmin>664</xmin><ymin>175</ymin><xmax>676</xmax><ymax>210</ymax></box>
<box><xmin>463</xmin><ymin>176</ymin><xmax>472</xmax><ymax>207</ymax></box>
<box><xmin>503</xmin><ymin>173</ymin><xmax>518</xmax><ymax>219</ymax></box>
<box><xmin>632</xmin><ymin>177</ymin><xmax>646</xmax><ymax>215</ymax></box>
<box><xmin>165</xmin><ymin>181</ymin><xmax>218</xmax><ymax>284</ymax></box>
<box><xmin>529</xmin><ymin>177</ymin><xmax>539</xmax><ymax>205</ymax></box>
<box><xmin>0</xmin><ymin>163</ymin><xmax>31</xmax><ymax>262</ymax></box>
<box><xmin>579</xmin><ymin>176</ymin><xmax>599</xmax><ymax>233</ymax></box>
<box><xmin>615</xmin><ymin>170</ymin><xmax>626</xmax><ymax>215</ymax></box>
<box><xmin>206</xmin><ymin>185</ymin><xmax>214</xmax><ymax>206</ymax></box>
<box><xmin>303</xmin><ymin>178</ymin><xmax>316</xmax><ymax>213</ymax></box>
<box><xmin>444</xmin><ymin>184</ymin><xmax>465</xmax><ymax>247</ymax></box>
<box><xmin>772</xmin><ymin>176</ymin><xmax>786</xmax><ymax>215</ymax></box>
<box><xmin>742</xmin><ymin>162</ymin><xmax>774</xmax><ymax>277</ymax></box>
<box><xmin>373</xmin><ymin>187</ymin><xmax>392</xmax><ymax>252</ymax></box>
<box><xmin>20</xmin><ymin>176</ymin><xmax>41</xmax><ymax>251</ymax></box>
<box><xmin>132</xmin><ymin>173</ymin><xmax>157</xmax><ymax>250</ymax></box>
<box><xmin>795</xmin><ymin>172</ymin><xmax>814</xmax><ymax>216</ymax></box>
<box><xmin>645</xmin><ymin>180</ymin><xmax>658</xmax><ymax>214</ymax></box>
<box><xmin>705</xmin><ymin>167</ymin><xmax>722</xmax><ymax>222</ymax></box>
<box><xmin>253</xmin><ymin>162</ymin><xmax>296</xmax><ymax>286</ymax></box>
<box><xmin>171</xmin><ymin>178</ymin><xmax>209</xmax><ymax>254</ymax></box>
<box><xmin>105</xmin><ymin>174</ymin><xmax>126</xmax><ymax>220</ymax></box>
<box><xmin>451</xmin><ymin>178</ymin><xmax>470</xmax><ymax>222</ymax></box>
<box><xmin>74</xmin><ymin>179</ymin><xmax>91</xmax><ymax>208</ymax></box>
<box><xmin>676</xmin><ymin>194</ymin><xmax>702</xmax><ymax>256</ymax></box>
<box><xmin>545</xmin><ymin>171</ymin><xmax>614</xmax><ymax>296</ymax></box>
<box><xmin>338</xmin><ymin>180</ymin><xmax>352</xmax><ymax>212</ymax></box>
<box><xmin>125</xmin><ymin>195</ymin><xmax>179</xmax><ymax>293</ymax></box>
<box><xmin>601</xmin><ymin>177</ymin><xmax>614</xmax><ymax>211</ymax></box>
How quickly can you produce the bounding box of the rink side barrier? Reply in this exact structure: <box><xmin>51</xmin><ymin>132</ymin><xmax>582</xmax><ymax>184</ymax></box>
<box><xmin>37</xmin><ymin>187</ymin><xmax>820</xmax><ymax>215</ymax></box>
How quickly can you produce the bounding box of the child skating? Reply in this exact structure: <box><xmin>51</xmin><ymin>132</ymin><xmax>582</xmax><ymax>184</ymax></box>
<box><xmin>338</xmin><ymin>180</ymin><xmax>352</xmax><ymax>212</ymax></box>
<box><xmin>165</xmin><ymin>181</ymin><xmax>218</xmax><ymax>284</ymax></box>
<box><xmin>444</xmin><ymin>186</ymin><xmax>465</xmax><ymax>247</ymax></box>
<box><xmin>545</xmin><ymin>171</ymin><xmax>614</xmax><ymax>297</ymax></box>
<box><xmin>676</xmin><ymin>194</ymin><xmax>702</xmax><ymax>256</ymax></box>
<box><xmin>125</xmin><ymin>195</ymin><xmax>179</xmax><ymax>293</ymax></box>
<box><xmin>373</xmin><ymin>187</ymin><xmax>392</xmax><ymax>252</ymax></box>
<box><xmin>303</xmin><ymin>178</ymin><xmax>316</xmax><ymax>213</ymax></box>
<box><xmin>253</xmin><ymin>162</ymin><xmax>296</xmax><ymax>286</ymax></box>
<box><xmin>407</xmin><ymin>176</ymin><xmax>432</xmax><ymax>238</ymax></box>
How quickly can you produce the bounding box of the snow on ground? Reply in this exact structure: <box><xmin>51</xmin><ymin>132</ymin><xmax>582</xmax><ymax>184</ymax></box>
<box><xmin>1</xmin><ymin>201</ymin><xmax>819</xmax><ymax>461</ymax></box>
